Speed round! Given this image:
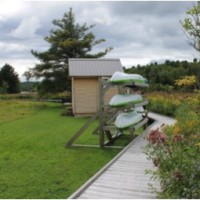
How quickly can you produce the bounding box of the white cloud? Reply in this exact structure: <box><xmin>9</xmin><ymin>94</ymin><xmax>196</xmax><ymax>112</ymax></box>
<box><xmin>81</xmin><ymin>5</ymin><xmax>117</xmax><ymax>26</ymax></box>
<box><xmin>0</xmin><ymin>1</ymin><xmax>198</xmax><ymax>78</ymax></box>
<box><xmin>11</xmin><ymin>16</ymin><xmax>41</xmax><ymax>39</ymax></box>
<box><xmin>0</xmin><ymin>1</ymin><xmax>26</xmax><ymax>19</ymax></box>
<box><xmin>120</xmin><ymin>58</ymin><xmax>150</xmax><ymax>68</ymax></box>
<box><xmin>0</xmin><ymin>42</ymin><xmax>29</xmax><ymax>53</ymax></box>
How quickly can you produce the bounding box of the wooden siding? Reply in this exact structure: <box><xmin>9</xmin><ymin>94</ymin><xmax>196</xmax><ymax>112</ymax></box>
<box><xmin>73</xmin><ymin>78</ymin><xmax>98</xmax><ymax>115</ymax></box>
<box><xmin>72</xmin><ymin>77</ymin><xmax>119</xmax><ymax>116</ymax></box>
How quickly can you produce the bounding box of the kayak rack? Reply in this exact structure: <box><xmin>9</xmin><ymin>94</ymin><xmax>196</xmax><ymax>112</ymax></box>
<box><xmin>66</xmin><ymin>75</ymin><xmax>149</xmax><ymax>148</ymax></box>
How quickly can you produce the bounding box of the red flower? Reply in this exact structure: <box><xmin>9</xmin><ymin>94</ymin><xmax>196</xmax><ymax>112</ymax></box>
<box><xmin>172</xmin><ymin>134</ymin><xmax>184</xmax><ymax>143</ymax></box>
<box><xmin>147</xmin><ymin>128</ymin><xmax>167</xmax><ymax>144</ymax></box>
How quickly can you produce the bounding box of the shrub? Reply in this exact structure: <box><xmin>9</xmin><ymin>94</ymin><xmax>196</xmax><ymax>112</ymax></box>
<box><xmin>145</xmin><ymin>103</ymin><xmax>200</xmax><ymax>198</ymax></box>
<box><xmin>147</xmin><ymin>92</ymin><xmax>200</xmax><ymax>117</ymax></box>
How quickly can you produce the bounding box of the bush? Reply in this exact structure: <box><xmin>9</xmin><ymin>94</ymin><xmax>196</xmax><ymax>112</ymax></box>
<box><xmin>147</xmin><ymin>93</ymin><xmax>181</xmax><ymax>116</ymax></box>
<box><xmin>147</xmin><ymin>92</ymin><xmax>200</xmax><ymax>117</ymax></box>
<box><xmin>145</xmin><ymin>103</ymin><xmax>200</xmax><ymax>198</ymax></box>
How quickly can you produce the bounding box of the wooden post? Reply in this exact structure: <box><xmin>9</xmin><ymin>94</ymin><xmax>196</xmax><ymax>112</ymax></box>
<box><xmin>65</xmin><ymin>112</ymin><xmax>99</xmax><ymax>147</ymax></box>
<box><xmin>98</xmin><ymin>77</ymin><xmax>105</xmax><ymax>147</ymax></box>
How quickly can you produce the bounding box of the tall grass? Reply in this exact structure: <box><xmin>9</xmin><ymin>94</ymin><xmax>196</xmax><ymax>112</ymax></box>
<box><xmin>0</xmin><ymin>92</ymin><xmax>71</xmax><ymax>102</ymax></box>
<box><xmin>146</xmin><ymin>92</ymin><xmax>200</xmax><ymax>117</ymax></box>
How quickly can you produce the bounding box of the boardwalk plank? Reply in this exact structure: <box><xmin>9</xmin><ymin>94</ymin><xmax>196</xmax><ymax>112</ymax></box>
<box><xmin>92</xmin><ymin>181</ymin><xmax>154</xmax><ymax>193</ymax></box>
<box><xmin>86</xmin><ymin>185</ymin><xmax>156</xmax><ymax>197</ymax></box>
<box><xmin>96</xmin><ymin>173</ymin><xmax>155</xmax><ymax>183</ymax></box>
<box><xmin>81</xmin><ymin>187</ymin><xmax>156</xmax><ymax>199</ymax></box>
<box><xmin>68</xmin><ymin>112</ymin><xmax>176</xmax><ymax>199</ymax></box>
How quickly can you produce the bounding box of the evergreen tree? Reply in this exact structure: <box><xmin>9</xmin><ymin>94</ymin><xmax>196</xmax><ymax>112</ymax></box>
<box><xmin>31</xmin><ymin>8</ymin><xmax>112</xmax><ymax>94</ymax></box>
<box><xmin>0</xmin><ymin>63</ymin><xmax>20</xmax><ymax>94</ymax></box>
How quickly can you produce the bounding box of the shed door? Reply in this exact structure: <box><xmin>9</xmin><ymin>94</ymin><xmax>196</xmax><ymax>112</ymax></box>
<box><xmin>74</xmin><ymin>78</ymin><xmax>98</xmax><ymax>115</ymax></box>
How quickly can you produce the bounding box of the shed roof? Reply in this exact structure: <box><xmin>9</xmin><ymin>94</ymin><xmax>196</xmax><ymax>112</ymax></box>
<box><xmin>69</xmin><ymin>58</ymin><xmax>123</xmax><ymax>77</ymax></box>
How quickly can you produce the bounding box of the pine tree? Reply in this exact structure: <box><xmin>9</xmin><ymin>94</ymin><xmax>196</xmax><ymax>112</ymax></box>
<box><xmin>0</xmin><ymin>63</ymin><xmax>20</xmax><ymax>94</ymax></box>
<box><xmin>31</xmin><ymin>8</ymin><xmax>112</xmax><ymax>94</ymax></box>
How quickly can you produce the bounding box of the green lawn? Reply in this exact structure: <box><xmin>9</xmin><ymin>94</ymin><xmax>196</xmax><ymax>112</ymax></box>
<box><xmin>0</xmin><ymin>101</ymin><xmax>125</xmax><ymax>198</ymax></box>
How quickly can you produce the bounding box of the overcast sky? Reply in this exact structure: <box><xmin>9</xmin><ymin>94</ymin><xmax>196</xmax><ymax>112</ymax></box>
<box><xmin>0</xmin><ymin>1</ymin><xmax>198</xmax><ymax>80</ymax></box>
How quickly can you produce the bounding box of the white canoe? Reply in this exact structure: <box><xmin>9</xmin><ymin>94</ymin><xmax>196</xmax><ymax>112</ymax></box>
<box><xmin>114</xmin><ymin>111</ymin><xmax>143</xmax><ymax>129</ymax></box>
<box><xmin>110</xmin><ymin>71</ymin><xmax>148</xmax><ymax>85</ymax></box>
<box><xmin>109</xmin><ymin>94</ymin><xmax>143</xmax><ymax>107</ymax></box>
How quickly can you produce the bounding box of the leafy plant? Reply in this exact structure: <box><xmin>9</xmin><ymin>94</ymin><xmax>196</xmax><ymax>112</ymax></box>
<box><xmin>145</xmin><ymin>103</ymin><xmax>200</xmax><ymax>198</ymax></box>
<box><xmin>175</xmin><ymin>75</ymin><xmax>197</xmax><ymax>91</ymax></box>
<box><xmin>147</xmin><ymin>92</ymin><xmax>200</xmax><ymax>117</ymax></box>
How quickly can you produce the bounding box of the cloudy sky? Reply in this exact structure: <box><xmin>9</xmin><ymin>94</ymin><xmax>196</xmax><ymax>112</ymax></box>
<box><xmin>0</xmin><ymin>1</ymin><xmax>198</xmax><ymax>80</ymax></box>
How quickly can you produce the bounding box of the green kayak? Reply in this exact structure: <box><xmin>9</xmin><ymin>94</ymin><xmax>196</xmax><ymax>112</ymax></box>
<box><xmin>109</xmin><ymin>94</ymin><xmax>143</xmax><ymax>107</ymax></box>
<box><xmin>110</xmin><ymin>71</ymin><xmax>148</xmax><ymax>85</ymax></box>
<box><xmin>114</xmin><ymin>111</ymin><xmax>143</xmax><ymax>129</ymax></box>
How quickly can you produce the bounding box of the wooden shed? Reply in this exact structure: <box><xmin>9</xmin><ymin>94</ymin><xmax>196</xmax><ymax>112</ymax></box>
<box><xmin>69</xmin><ymin>58</ymin><xmax>124</xmax><ymax>116</ymax></box>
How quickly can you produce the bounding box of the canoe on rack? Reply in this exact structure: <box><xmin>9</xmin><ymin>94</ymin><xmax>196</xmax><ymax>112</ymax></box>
<box><xmin>114</xmin><ymin>111</ymin><xmax>143</xmax><ymax>129</ymax></box>
<box><xmin>109</xmin><ymin>94</ymin><xmax>143</xmax><ymax>107</ymax></box>
<box><xmin>110</xmin><ymin>71</ymin><xmax>148</xmax><ymax>85</ymax></box>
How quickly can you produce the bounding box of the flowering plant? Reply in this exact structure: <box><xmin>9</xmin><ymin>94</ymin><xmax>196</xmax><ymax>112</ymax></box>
<box><xmin>144</xmin><ymin>103</ymin><xmax>200</xmax><ymax>198</ymax></box>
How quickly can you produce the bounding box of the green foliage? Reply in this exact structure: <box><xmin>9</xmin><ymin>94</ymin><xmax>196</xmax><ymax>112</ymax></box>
<box><xmin>23</xmin><ymin>70</ymin><xmax>32</xmax><ymax>82</ymax></box>
<box><xmin>31</xmin><ymin>8</ymin><xmax>112</xmax><ymax>94</ymax></box>
<box><xmin>175</xmin><ymin>75</ymin><xmax>197</xmax><ymax>91</ymax></box>
<box><xmin>20</xmin><ymin>82</ymin><xmax>37</xmax><ymax>92</ymax></box>
<box><xmin>174</xmin><ymin>102</ymin><xmax>200</xmax><ymax>136</ymax></box>
<box><xmin>181</xmin><ymin>3</ymin><xmax>200</xmax><ymax>52</ymax></box>
<box><xmin>0</xmin><ymin>64</ymin><xmax>20</xmax><ymax>94</ymax></box>
<box><xmin>0</xmin><ymin>92</ymin><xmax>71</xmax><ymax>103</ymax></box>
<box><xmin>125</xmin><ymin>60</ymin><xmax>200</xmax><ymax>92</ymax></box>
<box><xmin>147</xmin><ymin>92</ymin><xmax>181</xmax><ymax>116</ymax></box>
<box><xmin>0</xmin><ymin>101</ymin><xmax>120</xmax><ymax>198</ymax></box>
<box><xmin>0</xmin><ymin>81</ymin><xmax>9</xmax><ymax>94</ymax></box>
<box><xmin>145</xmin><ymin>103</ymin><xmax>200</xmax><ymax>198</ymax></box>
<box><xmin>147</xmin><ymin>92</ymin><xmax>200</xmax><ymax>117</ymax></box>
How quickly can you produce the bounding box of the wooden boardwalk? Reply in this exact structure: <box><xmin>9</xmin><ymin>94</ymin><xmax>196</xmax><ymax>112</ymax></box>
<box><xmin>69</xmin><ymin>112</ymin><xmax>176</xmax><ymax>199</ymax></box>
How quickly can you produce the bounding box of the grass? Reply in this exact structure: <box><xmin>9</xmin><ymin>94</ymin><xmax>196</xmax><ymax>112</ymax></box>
<box><xmin>0</xmin><ymin>101</ymin><xmax>126</xmax><ymax>198</ymax></box>
<box><xmin>0</xmin><ymin>101</ymin><xmax>48</xmax><ymax>124</ymax></box>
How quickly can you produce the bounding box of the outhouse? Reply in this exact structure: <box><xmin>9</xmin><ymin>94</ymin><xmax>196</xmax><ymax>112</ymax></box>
<box><xmin>68</xmin><ymin>58</ymin><xmax>123</xmax><ymax>116</ymax></box>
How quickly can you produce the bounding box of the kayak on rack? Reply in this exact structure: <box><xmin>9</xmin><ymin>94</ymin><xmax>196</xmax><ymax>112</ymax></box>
<box><xmin>110</xmin><ymin>71</ymin><xmax>148</xmax><ymax>85</ymax></box>
<box><xmin>109</xmin><ymin>94</ymin><xmax>143</xmax><ymax>107</ymax></box>
<box><xmin>114</xmin><ymin>111</ymin><xmax>143</xmax><ymax>129</ymax></box>
<box><xmin>134</xmin><ymin>106</ymin><xmax>145</xmax><ymax>113</ymax></box>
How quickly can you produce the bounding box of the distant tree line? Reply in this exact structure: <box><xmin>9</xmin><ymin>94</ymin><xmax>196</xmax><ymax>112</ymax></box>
<box><xmin>0</xmin><ymin>64</ymin><xmax>20</xmax><ymax>94</ymax></box>
<box><xmin>20</xmin><ymin>82</ymin><xmax>37</xmax><ymax>92</ymax></box>
<box><xmin>125</xmin><ymin>59</ymin><xmax>200</xmax><ymax>92</ymax></box>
